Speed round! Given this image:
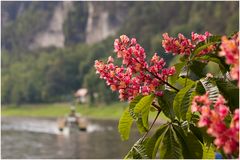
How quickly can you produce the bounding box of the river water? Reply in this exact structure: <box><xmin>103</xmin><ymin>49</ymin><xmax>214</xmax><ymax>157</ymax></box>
<box><xmin>1</xmin><ymin>117</ymin><xmax>140</xmax><ymax>159</ymax></box>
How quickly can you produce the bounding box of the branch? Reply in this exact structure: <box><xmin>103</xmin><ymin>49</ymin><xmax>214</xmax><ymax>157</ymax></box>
<box><xmin>151</xmin><ymin>101</ymin><xmax>161</xmax><ymax>111</ymax></box>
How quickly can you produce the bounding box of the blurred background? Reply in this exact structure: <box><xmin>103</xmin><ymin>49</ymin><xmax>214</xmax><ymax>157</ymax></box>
<box><xmin>1</xmin><ymin>1</ymin><xmax>239</xmax><ymax>159</ymax></box>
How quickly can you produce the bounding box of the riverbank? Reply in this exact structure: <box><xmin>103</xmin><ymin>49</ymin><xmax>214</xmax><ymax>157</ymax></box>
<box><xmin>2</xmin><ymin>102</ymin><xmax>168</xmax><ymax>121</ymax></box>
<box><xmin>1</xmin><ymin>103</ymin><xmax>128</xmax><ymax>120</ymax></box>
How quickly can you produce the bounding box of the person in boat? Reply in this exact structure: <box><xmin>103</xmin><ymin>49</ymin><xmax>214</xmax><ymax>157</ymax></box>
<box><xmin>58</xmin><ymin>106</ymin><xmax>87</xmax><ymax>131</ymax></box>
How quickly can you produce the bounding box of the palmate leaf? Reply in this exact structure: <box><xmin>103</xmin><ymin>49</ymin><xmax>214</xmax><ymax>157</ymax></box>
<box><xmin>189</xmin><ymin>123</ymin><xmax>204</xmax><ymax>144</ymax></box>
<box><xmin>118</xmin><ymin>107</ymin><xmax>133</xmax><ymax>141</ymax></box>
<box><xmin>195</xmin><ymin>80</ymin><xmax>206</xmax><ymax>95</ymax></box>
<box><xmin>169</xmin><ymin>62</ymin><xmax>186</xmax><ymax>84</ymax></box>
<box><xmin>185</xmin><ymin>90</ymin><xmax>197</xmax><ymax>122</ymax></box>
<box><xmin>173</xmin><ymin>83</ymin><xmax>196</xmax><ymax>120</ymax></box>
<box><xmin>145</xmin><ymin>124</ymin><xmax>169</xmax><ymax>158</ymax></box>
<box><xmin>202</xmin><ymin>144</ymin><xmax>215</xmax><ymax>159</ymax></box>
<box><xmin>183</xmin><ymin>131</ymin><xmax>203</xmax><ymax>158</ymax></box>
<box><xmin>200</xmin><ymin>78</ymin><xmax>219</xmax><ymax>103</ymax></box>
<box><xmin>129</xmin><ymin>95</ymin><xmax>144</xmax><ymax>120</ymax></box>
<box><xmin>159</xmin><ymin>125</ymin><xmax>183</xmax><ymax>159</ymax></box>
<box><xmin>176</xmin><ymin>77</ymin><xmax>195</xmax><ymax>88</ymax></box>
<box><xmin>133</xmin><ymin>94</ymin><xmax>154</xmax><ymax>133</ymax></box>
<box><xmin>189</xmin><ymin>60</ymin><xmax>207</xmax><ymax>79</ymax></box>
<box><xmin>180</xmin><ymin>84</ymin><xmax>196</xmax><ymax>120</ymax></box>
<box><xmin>136</xmin><ymin>116</ymin><xmax>148</xmax><ymax>134</ymax></box>
<box><xmin>173</xmin><ymin>124</ymin><xmax>203</xmax><ymax>159</ymax></box>
<box><xmin>214</xmin><ymin>78</ymin><xmax>239</xmax><ymax>111</ymax></box>
<box><xmin>124</xmin><ymin>138</ymin><xmax>149</xmax><ymax>159</ymax></box>
<box><xmin>134</xmin><ymin>94</ymin><xmax>154</xmax><ymax>115</ymax></box>
<box><xmin>128</xmin><ymin>95</ymin><xmax>149</xmax><ymax>134</ymax></box>
<box><xmin>157</xmin><ymin>90</ymin><xmax>176</xmax><ymax>120</ymax></box>
<box><xmin>190</xmin><ymin>123</ymin><xmax>214</xmax><ymax>146</ymax></box>
<box><xmin>141</xmin><ymin>108</ymin><xmax>150</xmax><ymax>129</ymax></box>
<box><xmin>195</xmin><ymin>54</ymin><xmax>230</xmax><ymax>74</ymax></box>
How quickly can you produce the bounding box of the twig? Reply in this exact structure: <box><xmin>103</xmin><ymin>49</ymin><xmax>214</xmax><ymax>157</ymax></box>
<box><xmin>151</xmin><ymin>101</ymin><xmax>161</xmax><ymax>111</ymax></box>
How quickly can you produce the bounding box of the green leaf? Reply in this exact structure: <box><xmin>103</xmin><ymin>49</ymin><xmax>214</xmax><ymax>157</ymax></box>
<box><xmin>136</xmin><ymin>116</ymin><xmax>148</xmax><ymax>134</ymax></box>
<box><xmin>129</xmin><ymin>95</ymin><xmax>144</xmax><ymax>119</ymax></box>
<box><xmin>145</xmin><ymin>124</ymin><xmax>169</xmax><ymax>158</ymax></box>
<box><xmin>186</xmin><ymin>90</ymin><xmax>197</xmax><ymax>122</ymax></box>
<box><xmin>134</xmin><ymin>94</ymin><xmax>154</xmax><ymax>115</ymax></box>
<box><xmin>173</xmin><ymin>83</ymin><xmax>195</xmax><ymax>120</ymax></box>
<box><xmin>118</xmin><ymin>107</ymin><xmax>133</xmax><ymax>141</ymax></box>
<box><xmin>124</xmin><ymin>138</ymin><xmax>149</xmax><ymax>159</ymax></box>
<box><xmin>173</xmin><ymin>125</ymin><xmax>203</xmax><ymax>159</ymax></box>
<box><xmin>214</xmin><ymin>78</ymin><xmax>239</xmax><ymax>112</ymax></box>
<box><xmin>179</xmin><ymin>55</ymin><xmax>188</xmax><ymax>62</ymax></box>
<box><xmin>157</xmin><ymin>90</ymin><xmax>176</xmax><ymax>120</ymax></box>
<box><xmin>192</xmin><ymin>35</ymin><xmax>221</xmax><ymax>56</ymax></box>
<box><xmin>176</xmin><ymin>77</ymin><xmax>195</xmax><ymax>88</ymax></box>
<box><xmin>202</xmin><ymin>144</ymin><xmax>215</xmax><ymax>159</ymax></box>
<box><xmin>195</xmin><ymin>54</ymin><xmax>230</xmax><ymax>74</ymax></box>
<box><xmin>189</xmin><ymin>123</ymin><xmax>203</xmax><ymax>143</ymax></box>
<box><xmin>189</xmin><ymin>60</ymin><xmax>207</xmax><ymax>79</ymax></box>
<box><xmin>159</xmin><ymin>125</ymin><xmax>183</xmax><ymax>159</ymax></box>
<box><xmin>190</xmin><ymin>123</ymin><xmax>214</xmax><ymax>146</ymax></box>
<box><xmin>141</xmin><ymin>109</ymin><xmax>149</xmax><ymax>129</ymax></box>
<box><xmin>200</xmin><ymin>127</ymin><xmax>214</xmax><ymax>146</ymax></box>
<box><xmin>184</xmin><ymin>132</ymin><xmax>203</xmax><ymax>158</ymax></box>
<box><xmin>135</xmin><ymin>111</ymin><xmax>149</xmax><ymax>134</ymax></box>
<box><xmin>169</xmin><ymin>62</ymin><xmax>185</xmax><ymax>84</ymax></box>
<box><xmin>195</xmin><ymin>80</ymin><xmax>205</xmax><ymax>95</ymax></box>
<box><xmin>200</xmin><ymin>78</ymin><xmax>220</xmax><ymax>103</ymax></box>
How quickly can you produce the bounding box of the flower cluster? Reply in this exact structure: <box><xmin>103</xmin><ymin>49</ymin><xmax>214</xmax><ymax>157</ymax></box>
<box><xmin>219</xmin><ymin>32</ymin><xmax>239</xmax><ymax>86</ymax></box>
<box><xmin>162</xmin><ymin>32</ymin><xmax>215</xmax><ymax>56</ymax></box>
<box><xmin>95</xmin><ymin>35</ymin><xmax>176</xmax><ymax>101</ymax></box>
<box><xmin>191</xmin><ymin>93</ymin><xmax>239</xmax><ymax>155</ymax></box>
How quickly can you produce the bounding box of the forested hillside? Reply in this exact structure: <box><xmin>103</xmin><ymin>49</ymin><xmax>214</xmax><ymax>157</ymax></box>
<box><xmin>1</xmin><ymin>1</ymin><xmax>239</xmax><ymax>105</ymax></box>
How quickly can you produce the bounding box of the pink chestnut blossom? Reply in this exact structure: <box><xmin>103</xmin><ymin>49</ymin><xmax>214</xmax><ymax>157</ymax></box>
<box><xmin>162</xmin><ymin>32</ymin><xmax>214</xmax><ymax>56</ymax></box>
<box><xmin>219</xmin><ymin>32</ymin><xmax>239</xmax><ymax>86</ymax></box>
<box><xmin>95</xmin><ymin>35</ymin><xmax>176</xmax><ymax>101</ymax></box>
<box><xmin>191</xmin><ymin>93</ymin><xmax>239</xmax><ymax>155</ymax></box>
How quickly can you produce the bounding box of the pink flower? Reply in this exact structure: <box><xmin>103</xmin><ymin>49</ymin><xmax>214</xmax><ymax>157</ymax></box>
<box><xmin>107</xmin><ymin>56</ymin><xmax>114</xmax><ymax>63</ymax></box>
<box><xmin>131</xmin><ymin>38</ymin><xmax>137</xmax><ymax>45</ymax></box>
<box><xmin>214</xmin><ymin>135</ymin><xmax>227</xmax><ymax>147</ymax></box>
<box><xmin>219</xmin><ymin>32</ymin><xmax>239</xmax><ymax>86</ymax></box>
<box><xmin>141</xmin><ymin>86</ymin><xmax>150</xmax><ymax>95</ymax></box>
<box><xmin>192</xmin><ymin>93</ymin><xmax>239</xmax><ymax>155</ymax></box>
<box><xmin>95</xmin><ymin>35</ymin><xmax>176</xmax><ymax>101</ymax></box>
<box><xmin>191</xmin><ymin>101</ymin><xmax>199</xmax><ymax>113</ymax></box>
<box><xmin>120</xmin><ymin>35</ymin><xmax>129</xmax><ymax>43</ymax></box>
<box><xmin>206</xmin><ymin>73</ymin><xmax>213</xmax><ymax>78</ymax></box>
<box><xmin>198</xmin><ymin>116</ymin><xmax>211</xmax><ymax>127</ymax></box>
<box><xmin>155</xmin><ymin>91</ymin><xmax>163</xmax><ymax>97</ymax></box>
<box><xmin>162</xmin><ymin>32</ymin><xmax>214</xmax><ymax>56</ymax></box>
<box><xmin>162</xmin><ymin>33</ymin><xmax>193</xmax><ymax>55</ymax></box>
<box><xmin>223</xmin><ymin>139</ymin><xmax>238</xmax><ymax>155</ymax></box>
